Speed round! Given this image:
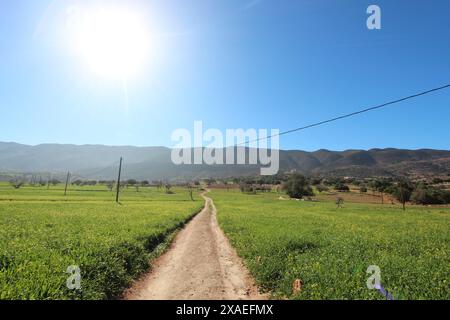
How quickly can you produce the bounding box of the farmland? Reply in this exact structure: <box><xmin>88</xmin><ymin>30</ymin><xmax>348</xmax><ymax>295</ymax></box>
<box><xmin>1</xmin><ymin>180</ymin><xmax>449</xmax><ymax>300</ymax></box>
<box><xmin>0</xmin><ymin>182</ymin><xmax>203</xmax><ymax>299</ymax></box>
<box><xmin>211</xmin><ymin>189</ymin><xmax>450</xmax><ymax>300</ymax></box>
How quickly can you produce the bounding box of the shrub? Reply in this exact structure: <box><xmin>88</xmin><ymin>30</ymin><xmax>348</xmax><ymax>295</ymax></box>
<box><xmin>316</xmin><ymin>185</ymin><xmax>329</xmax><ymax>193</ymax></box>
<box><xmin>369</xmin><ymin>178</ymin><xmax>393</xmax><ymax>193</ymax></box>
<box><xmin>393</xmin><ymin>180</ymin><xmax>414</xmax><ymax>210</ymax></box>
<box><xmin>50</xmin><ymin>179</ymin><xmax>61</xmax><ymax>185</ymax></box>
<box><xmin>282</xmin><ymin>174</ymin><xmax>313</xmax><ymax>199</ymax></box>
<box><xmin>335</xmin><ymin>183</ymin><xmax>350</xmax><ymax>192</ymax></box>
<box><xmin>126</xmin><ymin>179</ymin><xmax>137</xmax><ymax>186</ymax></box>
<box><xmin>9</xmin><ymin>179</ymin><xmax>24</xmax><ymax>189</ymax></box>
<box><xmin>72</xmin><ymin>180</ymin><xmax>83</xmax><ymax>186</ymax></box>
<box><xmin>411</xmin><ymin>186</ymin><xmax>450</xmax><ymax>205</ymax></box>
<box><xmin>239</xmin><ymin>182</ymin><xmax>255</xmax><ymax>194</ymax></box>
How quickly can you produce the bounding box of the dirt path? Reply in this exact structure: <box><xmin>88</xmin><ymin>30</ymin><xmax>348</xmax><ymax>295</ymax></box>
<box><xmin>123</xmin><ymin>191</ymin><xmax>266</xmax><ymax>300</ymax></box>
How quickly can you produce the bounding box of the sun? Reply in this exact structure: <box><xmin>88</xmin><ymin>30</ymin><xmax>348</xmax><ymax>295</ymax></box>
<box><xmin>71</xmin><ymin>7</ymin><xmax>150</xmax><ymax>78</ymax></box>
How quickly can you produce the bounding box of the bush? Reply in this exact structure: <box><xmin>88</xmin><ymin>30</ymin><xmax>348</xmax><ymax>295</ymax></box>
<box><xmin>9</xmin><ymin>179</ymin><xmax>24</xmax><ymax>189</ymax></box>
<box><xmin>393</xmin><ymin>180</ymin><xmax>414</xmax><ymax>210</ymax></box>
<box><xmin>72</xmin><ymin>180</ymin><xmax>83</xmax><ymax>186</ymax></box>
<box><xmin>239</xmin><ymin>182</ymin><xmax>255</xmax><ymax>194</ymax></box>
<box><xmin>50</xmin><ymin>179</ymin><xmax>61</xmax><ymax>185</ymax></box>
<box><xmin>126</xmin><ymin>179</ymin><xmax>137</xmax><ymax>186</ymax></box>
<box><xmin>335</xmin><ymin>183</ymin><xmax>350</xmax><ymax>192</ymax></box>
<box><xmin>440</xmin><ymin>190</ymin><xmax>450</xmax><ymax>203</ymax></box>
<box><xmin>411</xmin><ymin>186</ymin><xmax>450</xmax><ymax>205</ymax></box>
<box><xmin>369</xmin><ymin>178</ymin><xmax>393</xmax><ymax>193</ymax></box>
<box><xmin>282</xmin><ymin>174</ymin><xmax>313</xmax><ymax>199</ymax></box>
<box><xmin>359</xmin><ymin>186</ymin><xmax>368</xmax><ymax>193</ymax></box>
<box><xmin>316</xmin><ymin>185</ymin><xmax>329</xmax><ymax>193</ymax></box>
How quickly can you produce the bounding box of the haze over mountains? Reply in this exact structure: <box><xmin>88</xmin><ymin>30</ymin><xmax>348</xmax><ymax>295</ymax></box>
<box><xmin>1</xmin><ymin>142</ymin><xmax>449</xmax><ymax>180</ymax></box>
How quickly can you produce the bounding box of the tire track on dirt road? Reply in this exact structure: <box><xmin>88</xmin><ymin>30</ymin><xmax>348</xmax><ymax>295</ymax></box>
<box><xmin>123</xmin><ymin>191</ymin><xmax>267</xmax><ymax>300</ymax></box>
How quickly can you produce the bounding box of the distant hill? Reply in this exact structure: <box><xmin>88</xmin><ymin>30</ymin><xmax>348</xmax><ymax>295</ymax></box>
<box><xmin>0</xmin><ymin>142</ymin><xmax>449</xmax><ymax>180</ymax></box>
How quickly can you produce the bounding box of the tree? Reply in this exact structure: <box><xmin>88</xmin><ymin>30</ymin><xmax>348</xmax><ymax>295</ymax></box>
<box><xmin>335</xmin><ymin>182</ymin><xmax>350</xmax><ymax>192</ymax></box>
<box><xmin>10</xmin><ymin>179</ymin><xmax>24</xmax><ymax>189</ymax></box>
<box><xmin>187</xmin><ymin>184</ymin><xmax>194</xmax><ymax>201</ymax></box>
<box><xmin>336</xmin><ymin>197</ymin><xmax>344</xmax><ymax>208</ymax></box>
<box><xmin>72</xmin><ymin>180</ymin><xmax>83</xmax><ymax>186</ymax></box>
<box><xmin>204</xmin><ymin>178</ymin><xmax>215</xmax><ymax>186</ymax></box>
<box><xmin>411</xmin><ymin>185</ymin><xmax>450</xmax><ymax>205</ymax></box>
<box><xmin>239</xmin><ymin>182</ymin><xmax>255</xmax><ymax>194</ymax></box>
<box><xmin>106</xmin><ymin>181</ymin><xmax>114</xmax><ymax>192</ymax></box>
<box><xmin>50</xmin><ymin>179</ymin><xmax>61</xmax><ymax>186</ymax></box>
<box><xmin>393</xmin><ymin>180</ymin><xmax>413</xmax><ymax>210</ymax></box>
<box><xmin>440</xmin><ymin>190</ymin><xmax>450</xmax><ymax>204</ymax></box>
<box><xmin>369</xmin><ymin>178</ymin><xmax>393</xmax><ymax>204</ymax></box>
<box><xmin>126</xmin><ymin>179</ymin><xmax>137</xmax><ymax>187</ymax></box>
<box><xmin>164</xmin><ymin>183</ymin><xmax>173</xmax><ymax>194</ymax></box>
<box><xmin>282</xmin><ymin>174</ymin><xmax>313</xmax><ymax>199</ymax></box>
<box><xmin>359</xmin><ymin>185</ymin><xmax>368</xmax><ymax>193</ymax></box>
<box><xmin>316</xmin><ymin>184</ymin><xmax>329</xmax><ymax>193</ymax></box>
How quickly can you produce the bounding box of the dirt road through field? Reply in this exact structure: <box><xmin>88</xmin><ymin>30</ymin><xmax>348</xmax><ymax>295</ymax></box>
<box><xmin>123</xmin><ymin>191</ymin><xmax>266</xmax><ymax>300</ymax></box>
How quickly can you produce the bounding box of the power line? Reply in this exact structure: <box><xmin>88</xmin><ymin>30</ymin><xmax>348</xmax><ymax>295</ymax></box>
<box><xmin>238</xmin><ymin>84</ymin><xmax>450</xmax><ymax>146</ymax></box>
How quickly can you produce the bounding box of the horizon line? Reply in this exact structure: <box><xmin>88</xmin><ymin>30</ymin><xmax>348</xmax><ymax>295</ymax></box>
<box><xmin>1</xmin><ymin>140</ymin><xmax>449</xmax><ymax>153</ymax></box>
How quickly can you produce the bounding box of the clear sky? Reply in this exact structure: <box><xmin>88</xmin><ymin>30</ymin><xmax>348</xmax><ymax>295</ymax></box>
<box><xmin>0</xmin><ymin>0</ymin><xmax>449</xmax><ymax>151</ymax></box>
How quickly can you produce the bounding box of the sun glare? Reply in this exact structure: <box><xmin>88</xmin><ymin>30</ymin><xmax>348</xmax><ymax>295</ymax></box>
<box><xmin>71</xmin><ymin>8</ymin><xmax>150</xmax><ymax>78</ymax></box>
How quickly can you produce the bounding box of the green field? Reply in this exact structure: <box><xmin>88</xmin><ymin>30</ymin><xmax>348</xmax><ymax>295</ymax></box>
<box><xmin>211</xmin><ymin>189</ymin><xmax>450</xmax><ymax>300</ymax></box>
<box><xmin>2</xmin><ymin>182</ymin><xmax>449</xmax><ymax>300</ymax></box>
<box><xmin>0</xmin><ymin>183</ymin><xmax>203</xmax><ymax>299</ymax></box>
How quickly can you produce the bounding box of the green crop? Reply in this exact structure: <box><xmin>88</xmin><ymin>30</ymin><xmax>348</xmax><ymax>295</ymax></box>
<box><xmin>0</xmin><ymin>183</ymin><xmax>203</xmax><ymax>299</ymax></box>
<box><xmin>211</xmin><ymin>189</ymin><xmax>450</xmax><ymax>300</ymax></box>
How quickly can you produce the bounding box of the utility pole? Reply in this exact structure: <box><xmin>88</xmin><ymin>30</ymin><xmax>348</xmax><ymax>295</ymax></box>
<box><xmin>116</xmin><ymin>157</ymin><xmax>123</xmax><ymax>203</ymax></box>
<box><xmin>64</xmin><ymin>171</ymin><xmax>70</xmax><ymax>196</ymax></box>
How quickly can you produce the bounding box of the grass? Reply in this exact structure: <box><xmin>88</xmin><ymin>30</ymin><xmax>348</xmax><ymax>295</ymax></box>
<box><xmin>0</xmin><ymin>183</ymin><xmax>203</xmax><ymax>299</ymax></box>
<box><xmin>211</xmin><ymin>189</ymin><xmax>450</xmax><ymax>300</ymax></box>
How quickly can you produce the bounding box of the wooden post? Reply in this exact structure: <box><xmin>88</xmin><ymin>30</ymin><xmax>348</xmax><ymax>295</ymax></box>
<box><xmin>116</xmin><ymin>157</ymin><xmax>123</xmax><ymax>203</ymax></box>
<box><xmin>64</xmin><ymin>171</ymin><xmax>70</xmax><ymax>196</ymax></box>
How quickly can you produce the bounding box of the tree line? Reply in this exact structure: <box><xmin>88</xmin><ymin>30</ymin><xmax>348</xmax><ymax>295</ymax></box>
<box><xmin>282</xmin><ymin>174</ymin><xmax>450</xmax><ymax>209</ymax></box>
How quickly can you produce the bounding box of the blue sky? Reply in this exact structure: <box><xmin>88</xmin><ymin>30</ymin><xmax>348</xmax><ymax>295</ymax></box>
<box><xmin>0</xmin><ymin>0</ymin><xmax>449</xmax><ymax>151</ymax></box>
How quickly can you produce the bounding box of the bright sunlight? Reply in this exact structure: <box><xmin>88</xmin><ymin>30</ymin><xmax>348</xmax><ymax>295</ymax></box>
<box><xmin>70</xmin><ymin>7</ymin><xmax>150</xmax><ymax>78</ymax></box>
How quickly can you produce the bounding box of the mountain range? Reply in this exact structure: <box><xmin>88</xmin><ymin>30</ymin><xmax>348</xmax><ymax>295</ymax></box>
<box><xmin>1</xmin><ymin>142</ymin><xmax>449</xmax><ymax>181</ymax></box>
